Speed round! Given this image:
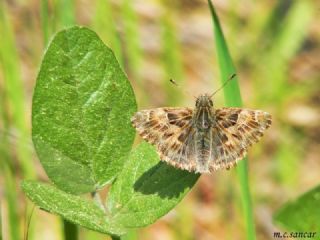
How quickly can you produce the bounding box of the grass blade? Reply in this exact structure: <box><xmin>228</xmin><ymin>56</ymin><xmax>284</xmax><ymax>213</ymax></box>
<box><xmin>208</xmin><ymin>1</ymin><xmax>256</xmax><ymax>239</ymax></box>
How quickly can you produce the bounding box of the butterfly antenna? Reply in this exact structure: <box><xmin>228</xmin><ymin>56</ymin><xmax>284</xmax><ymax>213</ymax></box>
<box><xmin>169</xmin><ymin>79</ymin><xmax>179</xmax><ymax>87</ymax></box>
<box><xmin>210</xmin><ymin>73</ymin><xmax>237</xmax><ymax>97</ymax></box>
<box><xmin>169</xmin><ymin>79</ymin><xmax>193</xmax><ymax>97</ymax></box>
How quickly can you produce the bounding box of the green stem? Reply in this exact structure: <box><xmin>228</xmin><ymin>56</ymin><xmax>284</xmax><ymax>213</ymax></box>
<box><xmin>63</xmin><ymin>220</ymin><xmax>78</xmax><ymax>240</ymax></box>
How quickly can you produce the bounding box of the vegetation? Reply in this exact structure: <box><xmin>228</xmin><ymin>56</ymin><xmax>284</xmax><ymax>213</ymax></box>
<box><xmin>0</xmin><ymin>0</ymin><xmax>319</xmax><ymax>239</ymax></box>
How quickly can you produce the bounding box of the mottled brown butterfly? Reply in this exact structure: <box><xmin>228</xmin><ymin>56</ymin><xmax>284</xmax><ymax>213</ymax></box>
<box><xmin>131</xmin><ymin>79</ymin><xmax>272</xmax><ymax>173</ymax></box>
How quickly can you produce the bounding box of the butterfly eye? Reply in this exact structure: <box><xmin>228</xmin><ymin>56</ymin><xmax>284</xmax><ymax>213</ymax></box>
<box><xmin>209</xmin><ymin>99</ymin><xmax>213</xmax><ymax>106</ymax></box>
<box><xmin>196</xmin><ymin>99</ymin><xmax>200</xmax><ymax>107</ymax></box>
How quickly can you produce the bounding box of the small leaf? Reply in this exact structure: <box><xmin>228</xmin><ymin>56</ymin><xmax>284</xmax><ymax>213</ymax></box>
<box><xmin>107</xmin><ymin>142</ymin><xmax>200</xmax><ymax>228</ymax></box>
<box><xmin>21</xmin><ymin>180</ymin><xmax>126</xmax><ymax>236</ymax></box>
<box><xmin>32</xmin><ymin>26</ymin><xmax>137</xmax><ymax>194</ymax></box>
<box><xmin>273</xmin><ymin>185</ymin><xmax>320</xmax><ymax>232</ymax></box>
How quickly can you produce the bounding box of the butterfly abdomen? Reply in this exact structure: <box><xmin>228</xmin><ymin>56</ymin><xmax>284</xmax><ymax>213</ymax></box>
<box><xmin>195</xmin><ymin>130</ymin><xmax>212</xmax><ymax>173</ymax></box>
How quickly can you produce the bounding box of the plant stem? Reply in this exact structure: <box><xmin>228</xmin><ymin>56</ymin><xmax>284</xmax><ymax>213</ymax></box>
<box><xmin>63</xmin><ymin>220</ymin><xmax>78</xmax><ymax>240</ymax></box>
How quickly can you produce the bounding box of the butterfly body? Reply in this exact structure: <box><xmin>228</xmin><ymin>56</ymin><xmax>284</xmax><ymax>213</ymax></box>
<box><xmin>131</xmin><ymin>94</ymin><xmax>271</xmax><ymax>173</ymax></box>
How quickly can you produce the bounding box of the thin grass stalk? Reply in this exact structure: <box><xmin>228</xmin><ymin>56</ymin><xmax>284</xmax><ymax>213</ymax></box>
<box><xmin>57</xmin><ymin>0</ymin><xmax>75</xmax><ymax>27</ymax></box>
<box><xmin>40</xmin><ymin>0</ymin><xmax>50</xmax><ymax>46</ymax></box>
<box><xmin>160</xmin><ymin>2</ymin><xmax>184</xmax><ymax>105</ymax></box>
<box><xmin>0</xmin><ymin>79</ymin><xmax>21</xmax><ymax>239</ymax></box>
<box><xmin>121</xmin><ymin>0</ymin><xmax>143</xmax><ymax>88</ymax></box>
<box><xmin>122</xmin><ymin>0</ymin><xmax>141</xmax><ymax>74</ymax></box>
<box><xmin>93</xmin><ymin>0</ymin><xmax>123</xmax><ymax>67</ymax></box>
<box><xmin>208</xmin><ymin>1</ymin><xmax>256</xmax><ymax>240</ymax></box>
<box><xmin>2</xmin><ymin>163</ymin><xmax>20</xmax><ymax>240</ymax></box>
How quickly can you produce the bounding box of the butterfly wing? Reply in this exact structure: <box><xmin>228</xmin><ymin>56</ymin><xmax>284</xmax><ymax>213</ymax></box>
<box><xmin>208</xmin><ymin>108</ymin><xmax>272</xmax><ymax>171</ymax></box>
<box><xmin>131</xmin><ymin>107</ymin><xmax>198</xmax><ymax>172</ymax></box>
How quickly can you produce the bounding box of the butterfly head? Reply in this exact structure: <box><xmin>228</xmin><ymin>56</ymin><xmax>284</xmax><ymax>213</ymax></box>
<box><xmin>194</xmin><ymin>94</ymin><xmax>215</xmax><ymax>129</ymax></box>
<box><xmin>195</xmin><ymin>94</ymin><xmax>214</xmax><ymax>108</ymax></box>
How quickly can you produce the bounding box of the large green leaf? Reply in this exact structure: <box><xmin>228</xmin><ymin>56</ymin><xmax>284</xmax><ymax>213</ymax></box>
<box><xmin>107</xmin><ymin>142</ymin><xmax>200</xmax><ymax>227</ymax></box>
<box><xmin>273</xmin><ymin>185</ymin><xmax>320</xmax><ymax>232</ymax></box>
<box><xmin>32</xmin><ymin>26</ymin><xmax>136</xmax><ymax>194</ymax></box>
<box><xmin>21</xmin><ymin>180</ymin><xmax>126</xmax><ymax>236</ymax></box>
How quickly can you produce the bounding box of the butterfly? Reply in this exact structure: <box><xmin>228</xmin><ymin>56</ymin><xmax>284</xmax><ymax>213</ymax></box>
<box><xmin>131</xmin><ymin>93</ymin><xmax>272</xmax><ymax>173</ymax></box>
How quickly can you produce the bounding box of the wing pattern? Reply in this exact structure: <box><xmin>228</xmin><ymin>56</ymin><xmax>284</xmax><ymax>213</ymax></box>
<box><xmin>131</xmin><ymin>107</ymin><xmax>198</xmax><ymax>172</ymax></box>
<box><xmin>208</xmin><ymin>108</ymin><xmax>272</xmax><ymax>171</ymax></box>
<box><xmin>131</xmin><ymin>107</ymin><xmax>272</xmax><ymax>173</ymax></box>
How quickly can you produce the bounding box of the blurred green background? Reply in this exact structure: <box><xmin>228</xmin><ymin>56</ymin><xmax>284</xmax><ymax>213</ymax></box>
<box><xmin>0</xmin><ymin>0</ymin><xmax>319</xmax><ymax>239</ymax></box>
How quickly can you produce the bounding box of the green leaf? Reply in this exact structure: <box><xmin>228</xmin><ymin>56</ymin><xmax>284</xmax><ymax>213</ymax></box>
<box><xmin>32</xmin><ymin>26</ymin><xmax>137</xmax><ymax>194</ymax></box>
<box><xmin>273</xmin><ymin>185</ymin><xmax>320</xmax><ymax>232</ymax></box>
<box><xmin>208</xmin><ymin>1</ymin><xmax>256</xmax><ymax>240</ymax></box>
<box><xmin>21</xmin><ymin>180</ymin><xmax>126</xmax><ymax>236</ymax></box>
<box><xmin>107</xmin><ymin>142</ymin><xmax>200</xmax><ymax>228</ymax></box>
